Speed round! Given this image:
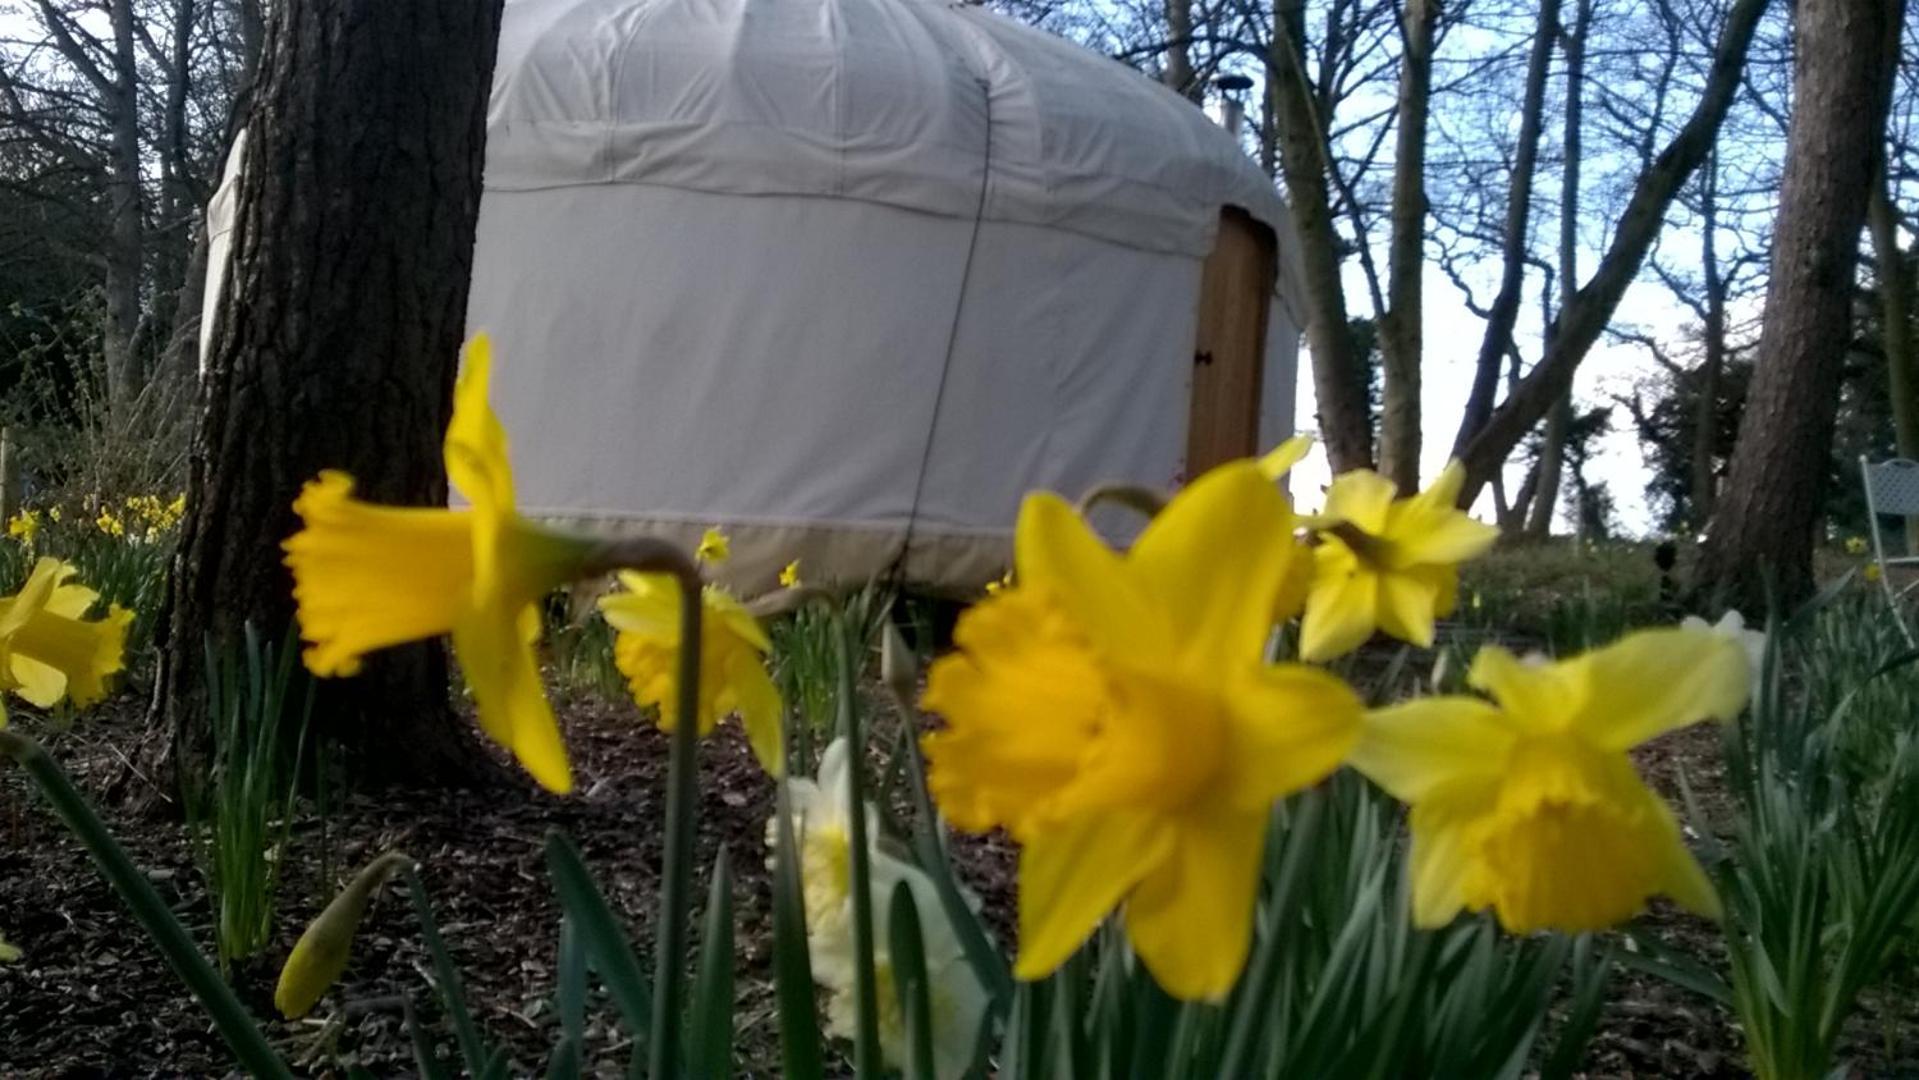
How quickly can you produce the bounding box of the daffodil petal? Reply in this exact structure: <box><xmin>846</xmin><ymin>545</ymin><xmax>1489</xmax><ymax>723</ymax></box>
<box><xmin>8</xmin><ymin>653</ymin><xmax>68</xmax><ymax>707</ymax></box>
<box><xmin>1299</xmin><ymin>545</ymin><xmax>1377</xmax><ymax>662</ymax></box>
<box><xmin>1466</xmin><ymin>645</ymin><xmax>1587</xmax><ymax>734</ymax></box>
<box><xmin>1129</xmin><ymin>461</ymin><xmax>1299</xmax><ymax>661</ymax></box>
<box><xmin>601</xmin><ymin>572</ymin><xmax>683</xmax><ymax>642</ymax></box>
<box><xmin>1257</xmin><ymin>434</ymin><xmax>1313</xmax><ymax>480</ymax></box>
<box><xmin>0</xmin><ymin>558</ymin><xmax>64</xmax><ymax>639</ymax></box>
<box><xmin>452</xmin><ymin>603</ymin><xmax>572</xmax><ymax>793</ymax></box>
<box><xmin>1123</xmin><ymin>805</ymin><xmax>1268</xmax><ymax>1001</ymax></box>
<box><xmin>1014</xmin><ymin>813</ymin><xmax>1170</xmax><ymax>981</ymax></box>
<box><xmin>1406</xmin><ymin>779</ymin><xmax>1495</xmax><ymax>928</ymax></box>
<box><xmin>1569</xmin><ymin>628</ymin><xmax>1749</xmax><ymax>750</ymax></box>
<box><xmin>1013</xmin><ymin>493</ymin><xmax>1160</xmax><ymax>660</ymax></box>
<box><xmin>445</xmin><ymin>334</ymin><xmax>516</xmax><ymax>516</ymax></box>
<box><xmin>727</xmin><ymin>651</ymin><xmax>785</xmax><ymax>776</ymax></box>
<box><xmin>1220</xmin><ymin>664</ymin><xmax>1361</xmax><ymax>807</ymax></box>
<box><xmin>1350</xmin><ymin>697</ymin><xmax>1514</xmax><ymax>802</ymax></box>
<box><xmin>1320</xmin><ymin>470</ymin><xmax>1399</xmax><ymax>533</ymax></box>
<box><xmin>1375</xmin><ymin>570</ymin><xmax>1440</xmax><ymax>647</ymax></box>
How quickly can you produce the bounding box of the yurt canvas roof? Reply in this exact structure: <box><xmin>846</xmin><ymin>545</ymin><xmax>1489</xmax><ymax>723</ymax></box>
<box><xmin>488</xmin><ymin>0</ymin><xmax>1306</xmax><ymax>306</ymax></box>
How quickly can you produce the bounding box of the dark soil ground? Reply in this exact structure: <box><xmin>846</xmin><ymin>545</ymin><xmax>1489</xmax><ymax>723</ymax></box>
<box><xmin>2</xmin><ymin>674</ymin><xmax>1915</xmax><ymax>1077</ymax></box>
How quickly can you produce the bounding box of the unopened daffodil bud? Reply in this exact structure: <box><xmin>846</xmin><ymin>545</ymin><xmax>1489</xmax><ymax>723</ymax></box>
<box><xmin>275</xmin><ymin>851</ymin><xmax>413</xmax><ymax>1019</ymax></box>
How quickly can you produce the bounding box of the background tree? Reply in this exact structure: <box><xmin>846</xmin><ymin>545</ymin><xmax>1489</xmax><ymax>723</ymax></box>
<box><xmin>154</xmin><ymin>0</ymin><xmax>507</xmax><ymax>784</ymax></box>
<box><xmin>1696</xmin><ymin>0</ymin><xmax>1907</xmax><ymax>608</ymax></box>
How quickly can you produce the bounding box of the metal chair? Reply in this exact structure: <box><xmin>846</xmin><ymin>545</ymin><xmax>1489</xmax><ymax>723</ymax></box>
<box><xmin>1858</xmin><ymin>456</ymin><xmax>1919</xmax><ymax>644</ymax></box>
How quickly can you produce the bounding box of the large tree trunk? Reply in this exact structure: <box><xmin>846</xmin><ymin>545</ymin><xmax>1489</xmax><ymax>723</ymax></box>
<box><xmin>1376</xmin><ymin>0</ymin><xmax>1437</xmax><ymax>492</ymax></box>
<box><xmin>152</xmin><ymin>0</ymin><xmax>507</xmax><ymax>788</ymax></box>
<box><xmin>1694</xmin><ymin>0</ymin><xmax>1905</xmax><ymax>610</ymax></box>
<box><xmin>1268</xmin><ymin>0</ymin><xmax>1374</xmax><ymax>473</ymax></box>
<box><xmin>1450</xmin><ymin>0</ymin><xmax>1769</xmax><ymax>507</ymax></box>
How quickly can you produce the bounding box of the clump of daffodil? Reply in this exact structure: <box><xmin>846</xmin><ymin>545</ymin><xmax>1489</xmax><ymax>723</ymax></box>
<box><xmin>275</xmin><ymin>852</ymin><xmax>412</xmax><ymax>1018</ymax></box>
<box><xmin>921</xmin><ymin>458</ymin><xmax>1364</xmax><ymax>1000</ymax></box>
<box><xmin>284</xmin><ymin>334</ymin><xmax>596</xmax><ymax>793</ymax></box>
<box><xmin>6</xmin><ymin>509</ymin><xmax>40</xmax><ymax>545</ymax></box>
<box><xmin>1298</xmin><ymin>461</ymin><xmax>1499</xmax><ymax>661</ymax></box>
<box><xmin>1351</xmin><ymin>627</ymin><xmax>1749</xmax><ymax>933</ymax></box>
<box><xmin>0</xmin><ymin>557</ymin><xmax>131</xmax><ymax>724</ymax></box>
<box><xmin>93</xmin><ymin>509</ymin><xmax>126</xmax><ymax>538</ymax></box>
<box><xmin>600</xmin><ymin>570</ymin><xmax>783</xmax><ymax>774</ymax></box>
<box><xmin>695</xmin><ymin>527</ymin><xmax>731</xmax><ymax>565</ymax></box>
<box><xmin>780</xmin><ymin>559</ymin><xmax>802</xmax><ymax>589</ymax></box>
<box><xmin>776</xmin><ymin>738</ymin><xmax>988</xmax><ymax>1079</ymax></box>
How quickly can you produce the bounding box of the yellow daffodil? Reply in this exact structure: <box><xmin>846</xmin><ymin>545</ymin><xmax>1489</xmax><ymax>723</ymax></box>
<box><xmin>780</xmin><ymin>559</ymin><xmax>802</xmax><ymax>588</ymax></box>
<box><xmin>983</xmin><ymin>571</ymin><xmax>1012</xmax><ymax>596</ymax></box>
<box><xmin>1255</xmin><ymin>435</ymin><xmax>1317</xmax><ymax>623</ymax></box>
<box><xmin>1865</xmin><ymin>563</ymin><xmax>1884</xmax><ymax>583</ymax></box>
<box><xmin>6</xmin><ymin>510</ymin><xmax>39</xmax><ymax>544</ymax></box>
<box><xmin>46</xmin><ymin>506</ymin><xmax>61</xmax><ymax>524</ymax></box>
<box><xmin>779</xmin><ymin>738</ymin><xmax>988</xmax><ymax>1080</ymax></box>
<box><xmin>1299</xmin><ymin>462</ymin><xmax>1499</xmax><ymax>660</ymax></box>
<box><xmin>1845</xmin><ymin>536</ymin><xmax>1869</xmax><ymax>555</ymax></box>
<box><xmin>0</xmin><ymin>557</ymin><xmax>131</xmax><ymax>724</ymax></box>
<box><xmin>284</xmin><ymin>335</ymin><xmax>593</xmax><ymax>793</ymax></box>
<box><xmin>94</xmin><ymin>510</ymin><xmax>125</xmax><ymax>538</ymax></box>
<box><xmin>695</xmin><ymin>527</ymin><xmax>731</xmax><ymax>566</ymax></box>
<box><xmin>1257</xmin><ymin>433</ymin><xmax>1313</xmax><ymax>481</ymax></box>
<box><xmin>599</xmin><ymin>571</ymin><xmax>783</xmax><ymax>775</ymax></box>
<box><xmin>1350</xmin><ymin>627</ymin><xmax>1748</xmax><ymax>933</ymax></box>
<box><xmin>921</xmin><ymin>459</ymin><xmax>1363</xmax><ymax>1000</ymax></box>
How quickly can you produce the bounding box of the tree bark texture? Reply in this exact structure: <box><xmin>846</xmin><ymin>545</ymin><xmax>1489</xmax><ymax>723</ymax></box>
<box><xmin>1450</xmin><ymin>0</ymin><xmax>1768</xmax><ymax>507</ymax></box>
<box><xmin>1376</xmin><ymin>0</ymin><xmax>1437</xmax><ymax>493</ymax></box>
<box><xmin>154</xmin><ymin>0</ymin><xmax>508</xmax><ymax>788</ymax></box>
<box><xmin>1694</xmin><ymin>0</ymin><xmax>1905</xmax><ymax>609</ymax></box>
<box><xmin>1269</xmin><ymin>0</ymin><xmax>1374</xmax><ymax>473</ymax></box>
<box><xmin>1690</xmin><ymin>157</ymin><xmax>1728</xmax><ymax>529</ymax></box>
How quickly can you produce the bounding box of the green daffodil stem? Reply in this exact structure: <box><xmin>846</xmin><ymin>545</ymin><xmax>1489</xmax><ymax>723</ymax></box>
<box><xmin>0</xmin><ymin>730</ymin><xmax>291</xmax><ymax>1079</ymax></box>
<box><xmin>1074</xmin><ymin>482</ymin><xmax>1169</xmax><ymax>522</ymax></box>
<box><xmin>837</xmin><ymin>612</ymin><xmax>883</xmax><ymax>1078</ymax></box>
<box><xmin>585</xmin><ymin>540</ymin><xmax>706</xmax><ymax>1080</ymax></box>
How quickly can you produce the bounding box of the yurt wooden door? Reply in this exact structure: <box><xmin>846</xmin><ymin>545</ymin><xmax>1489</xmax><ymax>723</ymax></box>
<box><xmin>1186</xmin><ymin>207</ymin><xmax>1277</xmax><ymax>475</ymax></box>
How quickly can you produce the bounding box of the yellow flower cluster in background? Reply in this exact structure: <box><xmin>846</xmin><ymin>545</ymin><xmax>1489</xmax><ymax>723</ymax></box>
<box><xmin>4</xmin><ymin>493</ymin><xmax>185</xmax><ymax>548</ymax></box>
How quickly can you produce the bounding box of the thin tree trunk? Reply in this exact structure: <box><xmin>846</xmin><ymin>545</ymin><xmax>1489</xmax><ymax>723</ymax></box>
<box><xmin>1450</xmin><ymin>0</ymin><xmax>1769</xmax><ymax>506</ymax></box>
<box><xmin>1869</xmin><ymin>170</ymin><xmax>1919</xmax><ymax>548</ymax></box>
<box><xmin>153</xmin><ymin>0</ymin><xmax>508</xmax><ymax>789</ymax></box>
<box><xmin>1695</xmin><ymin>0</ymin><xmax>1906</xmax><ymax>609</ymax></box>
<box><xmin>1452</xmin><ymin>0</ymin><xmax>1561</xmax><ymax>466</ymax></box>
<box><xmin>1528</xmin><ymin>0</ymin><xmax>1592</xmax><ymax>539</ymax></box>
<box><xmin>1266</xmin><ymin>1</ymin><xmax>1374</xmax><ymax>473</ymax></box>
<box><xmin>1269</xmin><ymin>0</ymin><xmax>1373</xmax><ymax>473</ymax></box>
<box><xmin>1163</xmin><ymin>0</ymin><xmax>1199</xmax><ymax>101</ymax></box>
<box><xmin>1376</xmin><ymin>0</ymin><xmax>1437</xmax><ymax>492</ymax></box>
<box><xmin>101</xmin><ymin>0</ymin><xmax>146</xmax><ymax>411</ymax></box>
<box><xmin>1691</xmin><ymin>156</ymin><xmax>1727</xmax><ymax>529</ymax></box>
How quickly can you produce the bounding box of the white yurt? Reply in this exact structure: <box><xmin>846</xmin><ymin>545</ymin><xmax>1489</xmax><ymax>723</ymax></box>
<box><xmin>211</xmin><ymin>0</ymin><xmax>1310</xmax><ymax>593</ymax></box>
